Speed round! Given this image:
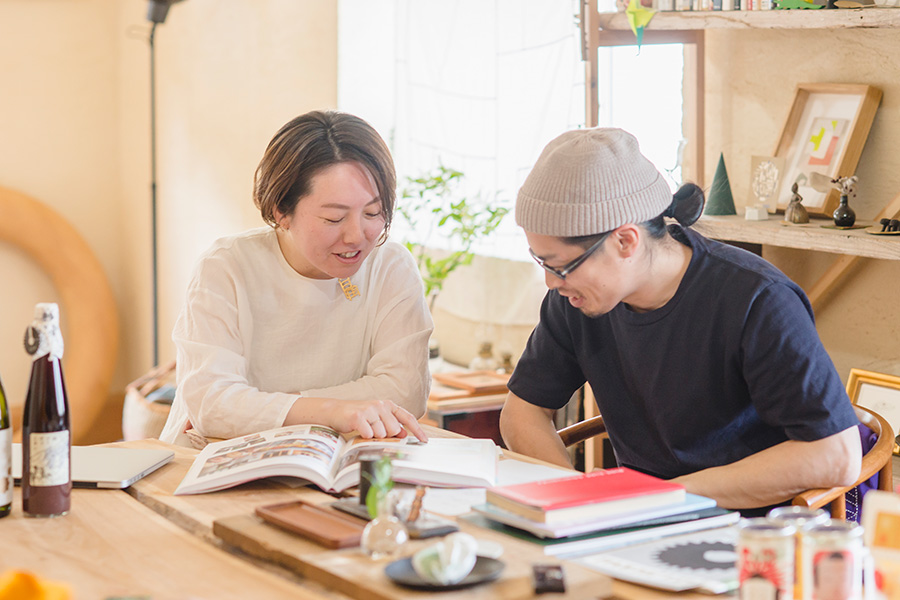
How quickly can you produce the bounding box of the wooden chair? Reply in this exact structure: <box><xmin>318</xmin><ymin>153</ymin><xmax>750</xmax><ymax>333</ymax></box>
<box><xmin>557</xmin><ymin>404</ymin><xmax>895</xmax><ymax>520</ymax></box>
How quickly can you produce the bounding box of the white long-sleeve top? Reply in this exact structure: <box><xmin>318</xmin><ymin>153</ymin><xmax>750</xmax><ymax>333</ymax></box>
<box><xmin>159</xmin><ymin>227</ymin><xmax>433</xmax><ymax>446</ymax></box>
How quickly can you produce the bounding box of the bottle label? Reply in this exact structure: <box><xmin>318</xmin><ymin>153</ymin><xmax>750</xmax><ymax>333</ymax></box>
<box><xmin>0</xmin><ymin>428</ymin><xmax>11</xmax><ymax>506</ymax></box>
<box><xmin>29</xmin><ymin>430</ymin><xmax>69</xmax><ymax>486</ymax></box>
<box><xmin>26</xmin><ymin>303</ymin><xmax>64</xmax><ymax>361</ymax></box>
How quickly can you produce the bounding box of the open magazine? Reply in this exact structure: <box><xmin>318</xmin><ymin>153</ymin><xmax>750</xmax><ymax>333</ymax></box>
<box><xmin>174</xmin><ymin>424</ymin><xmax>499</xmax><ymax>495</ymax></box>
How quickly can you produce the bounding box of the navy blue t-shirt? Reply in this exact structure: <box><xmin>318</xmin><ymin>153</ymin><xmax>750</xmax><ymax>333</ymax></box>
<box><xmin>508</xmin><ymin>225</ymin><xmax>858</xmax><ymax>480</ymax></box>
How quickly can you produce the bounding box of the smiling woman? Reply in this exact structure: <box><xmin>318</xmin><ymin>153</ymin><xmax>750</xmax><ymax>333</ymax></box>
<box><xmin>0</xmin><ymin>186</ymin><xmax>118</xmax><ymax>444</ymax></box>
<box><xmin>158</xmin><ymin>110</ymin><xmax>434</xmax><ymax>448</ymax></box>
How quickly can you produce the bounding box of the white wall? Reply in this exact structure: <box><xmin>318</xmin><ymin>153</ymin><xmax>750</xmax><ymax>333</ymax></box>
<box><xmin>704</xmin><ymin>29</ymin><xmax>900</xmax><ymax>380</ymax></box>
<box><xmin>0</xmin><ymin>0</ymin><xmax>337</xmax><ymax>441</ymax></box>
<box><xmin>0</xmin><ymin>0</ymin><xmax>121</xmax><ymax>439</ymax></box>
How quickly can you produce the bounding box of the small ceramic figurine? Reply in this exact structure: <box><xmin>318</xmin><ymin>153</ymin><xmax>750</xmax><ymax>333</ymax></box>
<box><xmin>784</xmin><ymin>183</ymin><xmax>809</xmax><ymax>224</ymax></box>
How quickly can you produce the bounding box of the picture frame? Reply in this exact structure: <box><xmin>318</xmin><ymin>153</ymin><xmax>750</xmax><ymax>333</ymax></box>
<box><xmin>773</xmin><ymin>83</ymin><xmax>882</xmax><ymax>217</ymax></box>
<box><xmin>846</xmin><ymin>368</ymin><xmax>900</xmax><ymax>455</ymax></box>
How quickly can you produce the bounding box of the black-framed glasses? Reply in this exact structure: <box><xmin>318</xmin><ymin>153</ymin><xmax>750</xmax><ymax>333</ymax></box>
<box><xmin>529</xmin><ymin>236</ymin><xmax>607</xmax><ymax>280</ymax></box>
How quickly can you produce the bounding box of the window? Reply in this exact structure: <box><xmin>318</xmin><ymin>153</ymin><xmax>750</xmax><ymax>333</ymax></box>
<box><xmin>339</xmin><ymin>0</ymin><xmax>684</xmax><ymax>259</ymax></box>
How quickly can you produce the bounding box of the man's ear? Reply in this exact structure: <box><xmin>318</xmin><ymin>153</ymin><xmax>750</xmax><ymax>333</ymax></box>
<box><xmin>609</xmin><ymin>224</ymin><xmax>641</xmax><ymax>258</ymax></box>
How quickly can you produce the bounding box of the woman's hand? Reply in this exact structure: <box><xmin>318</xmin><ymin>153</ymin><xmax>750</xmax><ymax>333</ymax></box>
<box><xmin>285</xmin><ymin>397</ymin><xmax>429</xmax><ymax>442</ymax></box>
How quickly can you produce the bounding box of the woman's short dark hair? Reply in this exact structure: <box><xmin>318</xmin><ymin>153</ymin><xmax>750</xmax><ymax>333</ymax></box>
<box><xmin>253</xmin><ymin>111</ymin><xmax>396</xmax><ymax>242</ymax></box>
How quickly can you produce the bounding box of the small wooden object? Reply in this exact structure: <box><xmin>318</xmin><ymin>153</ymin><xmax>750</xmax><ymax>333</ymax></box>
<box><xmin>255</xmin><ymin>500</ymin><xmax>366</xmax><ymax>549</ymax></box>
<box><xmin>406</xmin><ymin>486</ymin><xmax>425</xmax><ymax>523</ymax></box>
<box><xmin>432</xmin><ymin>370</ymin><xmax>510</xmax><ymax>395</ymax></box>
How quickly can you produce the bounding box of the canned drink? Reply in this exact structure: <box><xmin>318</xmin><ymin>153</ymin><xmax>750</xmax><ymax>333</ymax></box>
<box><xmin>738</xmin><ymin>517</ymin><xmax>797</xmax><ymax>600</ymax></box>
<box><xmin>767</xmin><ymin>507</ymin><xmax>831</xmax><ymax>599</ymax></box>
<box><xmin>802</xmin><ymin>520</ymin><xmax>864</xmax><ymax>600</ymax></box>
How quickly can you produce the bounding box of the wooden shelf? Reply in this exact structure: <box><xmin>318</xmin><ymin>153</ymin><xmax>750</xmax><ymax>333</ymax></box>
<box><xmin>694</xmin><ymin>215</ymin><xmax>900</xmax><ymax>260</ymax></box>
<box><xmin>597</xmin><ymin>7</ymin><xmax>900</xmax><ymax>32</ymax></box>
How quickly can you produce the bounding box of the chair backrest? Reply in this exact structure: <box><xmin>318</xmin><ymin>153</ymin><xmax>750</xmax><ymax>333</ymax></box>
<box><xmin>557</xmin><ymin>405</ymin><xmax>895</xmax><ymax>520</ymax></box>
<box><xmin>558</xmin><ymin>415</ymin><xmax>606</xmax><ymax>448</ymax></box>
<box><xmin>793</xmin><ymin>404</ymin><xmax>895</xmax><ymax>520</ymax></box>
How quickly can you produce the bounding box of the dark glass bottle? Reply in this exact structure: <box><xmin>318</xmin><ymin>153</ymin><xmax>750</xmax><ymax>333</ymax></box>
<box><xmin>0</xmin><ymin>373</ymin><xmax>11</xmax><ymax>518</ymax></box>
<box><xmin>22</xmin><ymin>303</ymin><xmax>71</xmax><ymax>518</ymax></box>
<box><xmin>832</xmin><ymin>194</ymin><xmax>856</xmax><ymax>228</ymax></box>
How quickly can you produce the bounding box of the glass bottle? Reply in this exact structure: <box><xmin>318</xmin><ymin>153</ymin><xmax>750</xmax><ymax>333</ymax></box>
<box><xmin>468</xmin><ymin>341</ymin><xmax>498</xmax><ymax>371</ymax></box>
<box><xmin>832</xmin><ymin>194</ymin><xmax>856</xmax><ymax>228</ymax></box>
<box><xmin>428</xmin><ymin>337</ymin><xmax>444</xmax><ymax>374</ymax></box>
<box><xmin>0</xmin><ymin>372</ymin><xmax>11</xmax><ymax>518</ymax></box>
<box><xmin>22</xmin><ymin>303</ymin><xmax>71</xmax><ymax>518</ymax></box>
<box><xmin>359</xmin><ymin>456</ymin><xmax>408</xmax><ymax>559</ymax></box>
<box><xmin>360</xmin><ymin>489</ymin><xmax>409</xmax><ymax>560</ymax></box>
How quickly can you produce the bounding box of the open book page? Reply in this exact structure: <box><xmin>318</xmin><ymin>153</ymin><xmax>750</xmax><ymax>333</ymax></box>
<box><xmin>174</xmin><ymin>425</ymin><xmax>500</xmax><ymax>495</ymax></box>
<box><xmin>329</xmin><ymin>437</ymin><xmax>500</xmax><ymax>492</ymax></box>
<box><xmin>174</xmin><ymin>424</ymin><xmax>346</xmax><ymax>495</ymax></box>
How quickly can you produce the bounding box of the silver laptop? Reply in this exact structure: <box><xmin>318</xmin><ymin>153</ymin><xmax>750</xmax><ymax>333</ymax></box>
<box><xmin>12</xmin><ymin>443</ymin><xmax>174</xmax><ymax>489</ymax></box>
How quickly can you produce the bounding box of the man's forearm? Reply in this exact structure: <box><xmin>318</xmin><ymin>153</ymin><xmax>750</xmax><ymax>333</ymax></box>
<box><xmin>672</xmin><ymin>426</ymin><xmax>862</xmax><ymax>509</ymax></box>
<box><xmin>499</xmin><ymin>393</ymin><xmax>573</xmax><ymax>468</ymax></box>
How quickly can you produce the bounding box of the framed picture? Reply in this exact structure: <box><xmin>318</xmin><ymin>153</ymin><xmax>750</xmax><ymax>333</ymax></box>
<box><xmin>773</xmin><ymin>83</ymin><xmax>881</xmax><ymax>217</ymax></box>
<box><xmin>846</xmin><ymin>368</ymin><xmax>900</xmax><ymax>455</ymax></box>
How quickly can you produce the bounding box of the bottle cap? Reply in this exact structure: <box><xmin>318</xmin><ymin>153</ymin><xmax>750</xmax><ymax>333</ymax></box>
<box><xmin>26</xmin><ymin>302</ymin><xmax>63</xmax><ymax>360</ymax></box>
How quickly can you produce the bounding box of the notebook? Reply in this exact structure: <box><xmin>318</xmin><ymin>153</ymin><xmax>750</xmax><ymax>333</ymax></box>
<box><xmin>12</xmin><ymin>443</ymin><xmax>174</xmax><ymax>489</ymax></box>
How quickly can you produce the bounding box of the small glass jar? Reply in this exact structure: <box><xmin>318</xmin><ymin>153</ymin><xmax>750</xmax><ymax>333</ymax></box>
<box><xmin>469</xmin><ymin>341</ymin><xmax>498</xmax><ymax>371</ymax></box>
<box><xmin>361</xmin><ymin>489</ymin><xmax>409</xmax><ymax>560</ymax></box>
<box><xmin>767</xmin><ymin>507</ymin><xmax>830</xmax><ymax>599</ymax></box>
<box><xmin>738</xmin><ymin>517</ymin><xmax>797</xmax><ymax>599</ymax></box>
<box><xmin>801</xmin><ymin>520</ymin><xmax>864</xmax><ymax>600</ymax></box>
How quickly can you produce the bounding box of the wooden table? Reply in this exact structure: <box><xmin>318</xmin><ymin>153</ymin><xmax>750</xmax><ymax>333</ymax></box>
<box><xmin>0</xmin><ymin>488</ymin><xmax>339</xmax><ymax>600</ymax></box>
<box><xmin>2</xmin><ymin>432</ymin><xmax>716</xmax><ymax>600</ymax></box>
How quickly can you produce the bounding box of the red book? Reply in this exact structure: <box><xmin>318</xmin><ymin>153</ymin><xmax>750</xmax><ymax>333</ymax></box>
<box><xmin>486</xmin><ymin>467</ymin><xmax>686</xmax><ymax>525</ymax></box>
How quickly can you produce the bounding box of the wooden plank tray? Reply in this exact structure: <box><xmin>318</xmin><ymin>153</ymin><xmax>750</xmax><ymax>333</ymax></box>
<box><xmin>213</xmin><ymin>513</ymin><xmax>612</xmax><ymax>599</ymax></box>
<box><xmin>256</xmin><ymin>500</ymin><xmax>367</xmax><ymax>549</ymax></box>
<box><xmin>432</xmin><ymin>371</ymin><xmax>511</xmax><ymax>395</ymax></box>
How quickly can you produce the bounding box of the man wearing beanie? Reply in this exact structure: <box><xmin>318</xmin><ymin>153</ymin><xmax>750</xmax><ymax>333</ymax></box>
<box><xmin>499</xmin><ymin>128</ymin><xmax>861</xmax><ymax>513</ymax></box>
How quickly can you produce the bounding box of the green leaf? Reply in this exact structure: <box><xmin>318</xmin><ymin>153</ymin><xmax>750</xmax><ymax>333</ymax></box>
<box><xmin>364</xmin><ymin>455</ymin><xmax>394</xmax><ymax>518</ymax></box>
<box><xmin>396</xmin><ymin>165</ymin><xmax>510</xmax><ymax>305</ymax></box>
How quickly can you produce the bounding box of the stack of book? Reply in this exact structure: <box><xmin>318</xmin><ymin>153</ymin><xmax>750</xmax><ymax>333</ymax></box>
<box><xmin>469</xmin><ymin>467</ymin><xmax>739</xmax><ymax>558</ymax></box>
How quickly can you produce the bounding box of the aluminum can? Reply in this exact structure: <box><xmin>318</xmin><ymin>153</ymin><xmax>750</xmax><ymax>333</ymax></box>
<box><xmin>738</xmin><ymin>517</ymin><xmax>797</xmax><ymax>600</ymax></box>
<box><xmin>767</xmin><ymin>507</ymin><xmax>830</xmax><ymax>599</ymax></box>
<box><xmin>802</xmin><ymin>520</ymin><xmax>864</xmax><ymax>600</ymax></box>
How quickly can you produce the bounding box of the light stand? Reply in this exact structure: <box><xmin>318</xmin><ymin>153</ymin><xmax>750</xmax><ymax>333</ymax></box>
<box><xmin>145</xmin><ymin>0</ymin><xmax>183</xmax><ymax>366</ymax></box>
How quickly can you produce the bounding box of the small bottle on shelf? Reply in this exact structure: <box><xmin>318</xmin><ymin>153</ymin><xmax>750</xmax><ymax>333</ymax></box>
<box><xmin>22</xmin><ymin>303</ymin><xmax>72</xmax><ymax>518</ymax></box>
<box><xmin>468</xmin><ymin>341</ymin><xmax>498</xmax><ymax>371</ymax></box>
<box><xmin>0</xmin><ymin>371</ymin><xmax>11</xmax><ymax>518</ymax></box>
<box><xmin>832</xmin><ymin>194</ymin><xmax>856</xmax><ymax>228</ymax></box>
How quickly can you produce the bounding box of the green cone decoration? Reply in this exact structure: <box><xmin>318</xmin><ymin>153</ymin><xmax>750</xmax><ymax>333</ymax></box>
<box><xmin>704</xmin><ymin>153</ymin><xmax>736</xmax><ymax>216</ymax></box>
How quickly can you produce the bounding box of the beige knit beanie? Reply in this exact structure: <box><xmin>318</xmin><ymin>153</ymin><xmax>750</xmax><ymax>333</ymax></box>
<box><xmin>516</xmin><ymin>128</ymin><xmax>672</xmax><ymax>237</ymax></box>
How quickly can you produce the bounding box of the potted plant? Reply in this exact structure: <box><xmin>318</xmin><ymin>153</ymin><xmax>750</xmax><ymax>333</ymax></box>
<box><xmin>396</xmin><ymin>165</ymin><xmax>510</xmax><ymax>312</ymax></box>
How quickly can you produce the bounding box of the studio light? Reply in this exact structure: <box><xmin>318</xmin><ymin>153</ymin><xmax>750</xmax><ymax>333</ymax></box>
<box><xmin>146</xmin><ymin>0</ymin><xmax>185</xmax><ymax>25</ymax></box>
<box><xmin>145</xmin><ymin>0</ymin><xmax>185</xmax><ymax>366</ymax></box>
